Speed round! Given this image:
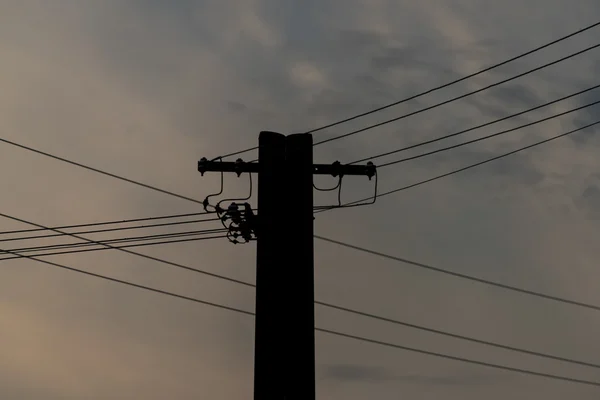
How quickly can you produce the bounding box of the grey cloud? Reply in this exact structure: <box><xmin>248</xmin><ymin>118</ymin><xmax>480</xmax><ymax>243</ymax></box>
<box><xmin>321</xmin><ymin>364</ymin><xmax>507</xmax><ymax>387</ymax></box>
<box><xmin>487</xmin><ymin>83</ymin><xmax>543</xmax><ymax>110</ymax></box>
<box><xmin>582</xmin><ymin>184</ymin><xmax>600</xmax><ymax>200</ymax></box>
<box><xmin>580</xmin><ymin>184</ymin><xmax>600</xmax><ymax>216</ymax></box>
<box><xmin>321</xmin><ymin>364</ymin><xmax>396</xmax><ymax>383</ymax></box>
<box><xmin>370</xmin><ymin>44</ymin><xmax>454</xmax><ymax>77</ymax></box>
<box><xmin>449</xmin><ymin>147</ymin><xmax>547</xmax><ymax>187</ymax></box>
<box><xmin>393</xmin><ymin>373</ymin><xmax>509</xmax><ymax>387</ymax></box>
<box><xmin>460</xmin><ymin>82</ymin><xmax>545</xmax><ymax>125</ymax></box>
<box><xmin>3</xmin><ymin>1</ymin><xmax>600</xmax><ymax>399</ymax></box>
<box><xmin>225</xmin><ymin>100</ymin><xmax>248</xmax><ymax>113</ymax></box>
<box><xmin>569</xmin><ymin>85</ymin><xmax>600</xmax><ymax>145</ymax></box>
<box><xmin>334</xmin><ymin>29</ymin><xmax>389</xmax><ymax>51</ymax></box>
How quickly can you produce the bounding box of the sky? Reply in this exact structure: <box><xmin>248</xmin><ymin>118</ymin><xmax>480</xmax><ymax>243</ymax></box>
<box><xmin>1</xmin><ymin>0</ymin><xmax>600</xmax><ymax>398</ymax></box>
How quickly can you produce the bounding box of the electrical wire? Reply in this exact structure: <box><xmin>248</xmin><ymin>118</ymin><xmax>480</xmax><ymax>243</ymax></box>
<box><xmin>0</xmin><ymin>137</ymin><xmax>206</xmax><ymax>205</ymax></box>
<box><xmin>314</xmin><ymin>235</ymin><xmax>600</xmax><ymax>312</ymax></box>
<box><xmin>2</xmin><ymin>228</ymin><xmax>228</xmax><ymax>255</ymax></box>
<box><xmin>316</xmin><ymin>328</ymin><xmax>600</xmax><ymax>387</ymax></box>
<box><xmin>313</xmin><ymin>177</ymin><xmax>342</xmax><ymax>192</ymax></box>
<box><xmin>3</xmin><ymin>34</ymin><xmax>598</xmax><ymax>378</ymax></box>
<box><xmin>1</xmin><ymin>245</ymin><xmax>255</xmax><ymax>315</ymax></box>
<box><xmin>351</xmin><ymin>82</ymin><xmax>600</xmax><ymax>165</ymax></box>
<box><xmin>7</xmin><ymin>48</ymin><xmax>596</xmax><ymax>217</ymax></box>
<box><xmin>218</xmin><ymin>146</ymin><xmax>260</xmax><ymax>160</ymax></box>
<box><xmin>306</xmin><ymin>21</ymin><xmax>600</xmax><ymax>137</ymax></box>
<box><xmin>0</xmin><ymin>210</ymin><xmax>217</xmax><ymax>236</ymax></box>
<box><xmin>379</xmin><ymin>98</ymin><xmax>600</xmax><ymax>168</ymax></box>
<box><xmin>314</xmin><ymin>42</ymin><xmax>600</xmax><ymax>147</ymax></box>
<box><xmin>4</xmin><ymin>212</ymin><xmax>598</xmax><ymax>369</ymax></box>
<box><xmin>0</xmin><ymin>216</ymin><xmax>221</xmax><ymax>243</ymax></box>
<box><xmin>7</xmin><ymin>245</ymin><xmax>599</xmax><ymax>387</ymax></box>
<box><xmin>5</xmin><ymin>21</ymin><xmax>599</xmax><ymax>389</ymax></box>
<box><xmin>0</xmin><ymin>234</ymin><xmax>230</xmax><ymax>261</ymax></box>
<box><xmin>0</xmin><ymin>212</ymin><xmax>253</xmax><ymax>288</ymax></box>
<box><xmin>316</xmin><ymin>119</ymin><xmax>600</xmax><ymax>211</ymax></box>
<box><xmin>315</xmin><ymin>301</ymin><xmax>600</xmax><ymax>370</ymax></box>
<box><xmin>11</xmin><ymin>183</ymin><xmax>600</xmax><ymax>310</ymax></box>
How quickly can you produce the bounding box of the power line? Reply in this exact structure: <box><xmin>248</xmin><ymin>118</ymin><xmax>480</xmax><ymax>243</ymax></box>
<box><xmin>5</xmin><ymin>48</ymin><xmax>595</xmax><ymax>219</ymax></box>
<box><xmin>318</xmin><ymin>120</ymin><xmax>600</xmax><ymax>210</ymax></box>
<box><xmin>316</xmin><ymin>328</ymin><xmax>600</xmax><ymax>387</ymax></box>
<box><xmin>0</xmin><ymin>210</ymin><xmax>216</xmax><ymax>236</ymax></box>
<box><xmin>218</xmin><ymin>146</ymin><xmax>260</xmax><ymax>160</ymax></box>
<box><xmin>0</xmin><ymin>137</ymin><xmax>205</xmax><ymax>205</ymax></box>
<box><xmin>313</xmin><ymin>42</ymin><xmax>600</xmax><ymax>147</ymax></box>
<box><xmin>0</xmin><ymin>213</ymin><xmax>253</xmax><ymax>288</ymax></box>
<box><xmin>1</xmin><ymin>245</ymin><xmax>255</xmax><ymax>315</ymax></box>
<box><xmin>7</xmin><ymin>245</ymin><xmax>599</xmax><ymax>387</ymax></box>
<box><xmin>0</xmin><ymin>234</ymin><xmax>230</xmax><ymax>261</ymax></box>
<box><xmin>316</xmin><ymin>301</ymin><xmax>600</xmax><ymax>370</ymax></box>
<box><xmin>0</xmin><ymin>216</ymin><xmax>221</xmax><ymax>243</ymax></box>
<box><xmin>2</xmin><ymin>228</ymin><xmax>228</xmax><ymax>255</ymax></box>
<box><xmin>306</xmin><ymin>21</ymin><xmax>600</xmax><ymax>137</ymax></box>
<box><xmin>379</xmin><ymin>98</ymin><xmax>600</xmax><ymax>168</ymax></box>
<box><xmin>351</xmin><ymin>83</ymin><xmax>600</xmax><ymax>165</ymax></box>
<box><xmin>315</xmin><ymin>235</ymin><xmax>600</xmax><ymax>312</ymax></box>
<box><xmin>4</xmin><ymin>211</ymin><xmax>597</xmax><ymax>369</ymax></box>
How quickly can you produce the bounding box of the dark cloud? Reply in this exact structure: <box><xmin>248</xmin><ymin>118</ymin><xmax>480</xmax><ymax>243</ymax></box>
<box><xmin>569</xmin><ymin>84</ymin><xmax>600</xmax><ymax>145</ymax></box>
<box><xmin>3</xmin><ymin>2</ymin><xmax>600</xmax><ymax>399</ymax></box>
<box><xmin>448</xmin><ymin>145</ymin><xmax>547</xmax><ymax>186</ymax></box>
<box><xmin>582</xmin><ymin>184</ymin><xmax>600</xmax><ymax>200</ymax></box>
<box><xmin>393</xmin><ymin>373</ymin><xmax>509</xmax><ymax>387</ymax></box>
<box><xmin>487</xmin><ymin>83</ymin><xmax>542</xmax><ymax>110</ymax></box>
<box><xmin>321</xmin><ymin>364</ymin><xmax>396</xmax><ymax>383</ymax></box>
<box><xmin>580</xmin><ymin>184</ymin><xmax>600</xmax><ymax>214</ymax></box>
<box><xmin>225</xmin><ymin>100</ymin><xmax>248</xmax><ymax>113</ymax></box>
<box><xmin>334</xmin><ymin>29</ymin><xmax>388</xmax><ymax>50</ymax></box>
<box><xmin>321</xmin><ymin>364</ymin><xmax>507</xmax><ymax>387</ymax></box>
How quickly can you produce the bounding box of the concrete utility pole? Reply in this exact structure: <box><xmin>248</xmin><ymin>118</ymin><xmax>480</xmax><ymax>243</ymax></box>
<box><xmin>198</xmin><ymin>131</ymin><xmax>375</xmax><ymax>400</ymax></box>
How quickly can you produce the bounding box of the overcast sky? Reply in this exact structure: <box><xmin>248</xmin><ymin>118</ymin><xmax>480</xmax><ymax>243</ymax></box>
<box><xmin>1</xmin><ymin>1</ymin><xmax>600</xmax><ymax>398</ymax></box>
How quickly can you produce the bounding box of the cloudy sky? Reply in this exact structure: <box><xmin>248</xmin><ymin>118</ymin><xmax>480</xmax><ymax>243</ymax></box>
<box><xmin>1</xmin><ymin>0</ymin><xmax>600</xmax><ymax>398</ymax></box>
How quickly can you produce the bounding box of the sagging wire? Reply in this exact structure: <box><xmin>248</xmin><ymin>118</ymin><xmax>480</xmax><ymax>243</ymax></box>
<box><xmin>201</xmin><ymin>157</ymin><xmax>224</xmax><ymax>213</ymax></box>
<box><xmin>313</xmin><ymin>161</ymin><xmax>377</xmax><ymax>212</ymax></box>
<box><xmin>201</xmin><ymin>158</ymin><xmax>258</xmax><ymax>245</ymax></box>
<box><xmin>313</xmin><ymin>176</ymin><xmax>343</xmax><ymax>192</ymax></box>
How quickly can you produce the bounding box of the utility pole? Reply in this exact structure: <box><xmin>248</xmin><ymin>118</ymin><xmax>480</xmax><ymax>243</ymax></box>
<box><xmin>255</xmin><ymin>132</ymin><xmax>287</xmax><ymax>399</ymax></box>
<box><xmin>284</xmin><ymin>133</ymin><xmax>315</xmax><ymax>400</ymax></box>
<box><xmin>198</xmin><ymin>131</ymin><xmax>375</xmax><ymax>400</ymax></box>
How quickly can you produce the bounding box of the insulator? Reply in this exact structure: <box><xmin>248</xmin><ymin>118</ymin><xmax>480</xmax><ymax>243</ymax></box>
<box><xmin>227</xmin><ymin>203</ymin><xmax>242</xmax><ymax>224</ymax></box>
<box><xmin>197</xmin><ymin>157</ymin><xmax>209</xmax><ymax>176</ymax></box>
<box><xmin>234</xmin><ymin>158</ymin><xmax>244</xmax><ymax>177</ymax></box>
<box><xmin>331</xmin><ymin>160</ymin><xmax>342</xmax><ymax>178</ymax></box>
<box><xmin>366</xmin><ymin>161</ymin><xmax>376</xmax><ymax>180</ymax></box>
